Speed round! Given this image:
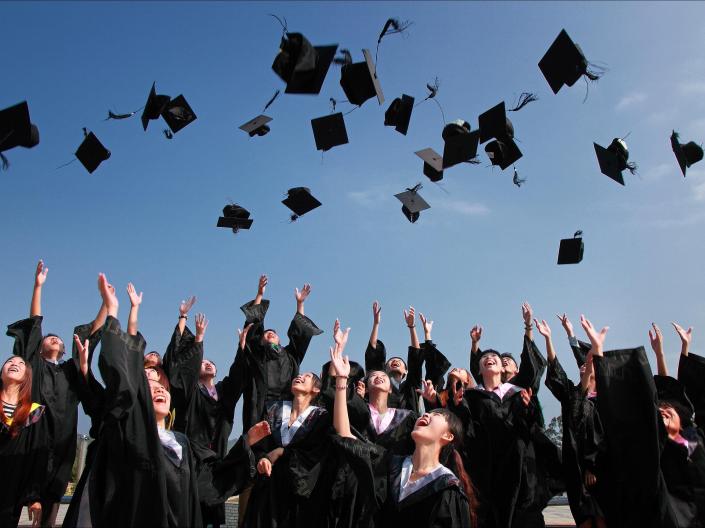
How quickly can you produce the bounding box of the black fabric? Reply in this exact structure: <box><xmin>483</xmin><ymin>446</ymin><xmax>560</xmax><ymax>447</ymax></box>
<box><xmin>332</xmin><ymin>436</ymin><xmax>472</xmax><ymax>527</ymax></box>
<box><xmin>0</xmin><ymin>404</ymin><xmax>51</xmax><ymax>527</ymax></box>
<box><xmin>64</xmin><ymin>316</ymin><xmax>202</xmax><ymax>528</ymax></box>
<box><xmin>6</xmin><ymin>316</ymin><xmax>81</xmax><ymax>502</ymax></box>
<box><xmin>245</xmin><ymin>402</ymin><xmax>332</xmax><ymax>527</ymax></box>
<box><xmin>423</xmin><ymin>340</ymin><xmax>451</xmax><ymax>390</ymax></box>
<box><xmin>364</xmin><ymin>339</ymin><xmax>423</xmax><ymax>413</ymax></box>
<box><xmin>362</xmin><ymin>406</ymin><xmax>417</xmax><ymax>456</ymax></box>
<box><xmin>239</xmin><ymin>299</ymin><xmax>322</xmax><ymax>431</ymax></box>
<box><xmin>678</xmin><ymin>352</ymin><xmax>705</xmax><ymax>431</ymax></box>
<box><xmin>545</xmin><ymin>356</ymin><xmax>606</xmax><ymax>525</ymax></box>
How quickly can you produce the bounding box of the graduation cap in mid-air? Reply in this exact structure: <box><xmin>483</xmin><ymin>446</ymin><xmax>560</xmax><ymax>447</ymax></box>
<box><xmin>75</xmin><ymin>129</ymin><xmax>111</xmax><ymax>174</ymax></box>
<box><xmin>478</xmin><ymin>102</ymin><xmax>523</xmax><ymax>170</ymax></box>
<box><xmin>240</xmin><ymin>115</ymin><xmax>272</xmax><ymax>137</ymax></box>
<box><xmin>557</xmin><ymin>230</ymin><xmax>584</xmax><ymax>265</ymax></box>
<box><xmin>538</xmin><ymin>29</ymin><xmax>602</xmax><ymax>95</ymax></box>
<box><xmin>395</xmin><ymin>183</ymin><xmax>430</xmax><ymax>223</ymax></box>
<box><xmin>441</xmin><ymin>120</ymin><xmax>480</xmax><ymax>169</ymax></box>
<box><xmin>311</xmin><ymin>112</ymin><xmax>349</xmax><ymax>151</ymax></box>
<box><xmin>485</xmin><ymin>139</ymin><xmax>522</xmax><ymax>170</ymax></box>
<box><xmin>0</xmin><ymin>101</ymin><xmax>40</xmax><ymax>169</ymax></box>
<box><xmin>217</xmin><ymin>204</ymin><xmax>253</xmax><ymax>234</ymax></box>
<box><xmin>282</xmin><ymin>187</ymin><xmax>322</xmax><ymax>221</ymax></box>
<box><xmin>272</xmin><ymin>32</ymin><xmax>338</xmax><ymax>94</ymax></box>
<box><xmin>340</xmin><ymin>49</ymin><xmax>384</xmax><ymax>107</ymax></box>
<box><xmin>161</xmin><ymin>95</ymin><xmax>197</xmax><ymax>134</ymax></box>
<box><xmin>384</xmin><ymin>94</ymin><xmax>414</xmax><ymax>135</ymax></box>
<box><xmin>671</xmin><ymin>131</ymin><xmax>703</xmax><ymax>177</ymax></box>
<box><xmin>141</xmin><ymin>82</ymin><xmax>171</xmax><ymax>131</ymax></box>
<box><xmin>594</xmin><ymin>137</ymin><xmax>637</xmax><ymax>185</ymax></box>
<box><xmin>415</xmin><ymin>148</ymin><xmax>444</xmax><ymax>182</ymax></box>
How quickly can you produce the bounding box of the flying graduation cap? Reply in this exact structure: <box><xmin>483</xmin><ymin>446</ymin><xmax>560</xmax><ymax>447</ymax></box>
<box><xmin>340</xmin><ymin>49</ymin><xmax>384</xmax><ymax>107</ymax></box>
<box><xmin>557</xmin><ymin>230</ymin><xmax>584</xmax><ymax>265</ymax></box>
<box><xmin>140</xmin><ymin>83</ymin><xmax>197</xmax><ymax>135</ymax></box>
<box><xmin>415</xmin><ymin>148</ymin><xmax>444</xmax><ymax>182</ymax></box>
<box><xmin>272</xmin><ymin>32</ymin><xmax>338</xmax><ymax>94</ymax></box>
<box><xmin>538</xmin><ymin>29</ymin><xmax>602</xmax><ymax>95</ymax></box>
<box><xmin>671</xmin><ymin>131</ymin><xmax>703</xmax><ymax>177</ymax></box>
<box><xmin>0</xmin><ymin>101</ymin><xmax>40</xmax><ymax>170</ymax></box>
<box><xmin>441</xmin><ymin>120</ymin><xmax>480</xmax><ymax>169</ymax></box>
<box><xmin>240</xmin><ymin>115</ymin><xmax>272</xmax><ymax>137</ymax></box>
<box><xmin>594</xmin><ymin>137</ymin><xmax>637</xmax><ymax>186</ymax></box>
<box><xmin>311</xmin><ymin>112</ymin><xmax>349</xmax><ymax>151</ymax></box>
<box><xmin>75</xmin><ymin>129</ymin><xmax>111</xmax><ymax>174</ymax></box>
<box><xmin>384</xmin><ymin>94</ymin><xmax>414</xmax><ymax>135</ymax></box>
<box><xmin>478</xmin><ymin>102</ymin><xmax>522</xmax><ymax>169</ymax></box>
<box><xmin>282</xmin><ymin>187</ymin><xmax>322</xmax><ymax>221</ymax></box>
<box><xmin>395</xmin><ymin>184</ymin><xmax>430</xmax><ymax>223</ymax></box>
<box><xmin>217</xmin><ymin>204</ymin><xmax>253</xmax><ymax>234</ymax></box>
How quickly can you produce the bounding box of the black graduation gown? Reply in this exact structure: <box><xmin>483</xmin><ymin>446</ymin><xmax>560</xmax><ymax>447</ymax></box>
<box><xmin>365</xmin><ymin>339</ymin><xmax>423</xmax><ymax>413</ymax></box>
<box><xmin>678</xmin><ymin>352</ymin><xmax>705</xmax><ymax>433</ymax></box>
<box><xmin>6</xmin><ymin>316</ymin><xmax>82</xmax><ymax>502</ymax></box>
<box><xmin>422</xmin><ymin>340</ymin><xmax>452</xmax><ymax>391</ymax></box>
<box><xmin>245</xmin><ymin>401</ymin><xmax>332</xmax><ymax>528</ymax></box>
<box><xmin>240</xmin><ymin>299</ymin><xmax>322</xmax><ymax>431</ymax></box>
<box><xmin>333</xmin><ymin>436</ymin><xmax>472</xmax><ymax>528</ymax></box>
<box><xmin>362</xmin><ymin>405</ymin><xmax>417</xmax><ymax>456</ymax></box>
<box><xmin>0</xmin><ymin>404</ymin><xmax>51</xmax><ymax>527</ymax></box>
<box><xmin>592</xmin><ymin>347</ymin><xmax>673</xmax><ymax>528</ymax></box>
<box><xmin>449</xmin><ymin>371</ymin><xmax>544</xmax><ymax>527</ymax></box>
<box><xmin>66</xmin><ymin>316</ymin><xmax>202</xmax><ymax>528</ymax></box>
<box><xmin>545</xmin><ymin>356</ymin><xmax>606</xmax><ymax>525</ymax></box>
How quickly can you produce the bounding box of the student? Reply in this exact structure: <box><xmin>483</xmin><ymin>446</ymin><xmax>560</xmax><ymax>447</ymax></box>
<box><xmin>0</xmin><ymin>356</ymin><xmax>50</xmax><ymax>528</ymax></box>
<box><xmin>539</xmin><ymin>319</ymin><xmax>607</xmax><ymax>528</ymax></box>
<box><xmin>5</xmin><ymin>261</ymin><xmax>84</xmax><ymax>527</ymax></box>
<box><xmin>331</xmin><ymin>323</ymin><xmax>474</xmax><ymax>527</ymax></box>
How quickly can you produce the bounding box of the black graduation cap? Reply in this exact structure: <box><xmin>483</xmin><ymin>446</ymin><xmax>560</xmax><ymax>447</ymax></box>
<box><xmin>272</xmin><ymin>33</ymin><xmax>338</xmax><ymax>95</ymax></box>
<box><xmin>671</xmin><ymin>131</ymin><xmax>703</xmax><ymax>177</ymax></box>
<box><xmin>239</xmin><ymin>115</ymin><xmax>272</xmax><ymax>137</ymax></box>
<box><xmin>557</xmin><ymin>230</ymin><xmax>584</xmax><ymax>265</ymax></box>
<box><xmin>0</xmin><ymin>101</ymin><xmax>40</xmax><ymax>169</ymax></box>
<box><xmin>654</xmin><ymin>375</ymin><xmax>695</xmax><ymax>427</ymax></box>
<box><xmin>395</xmin><ymin>184</ymin><xmax>430</xmax><ymax>223</ymax></box>
<box><xmin>340</xmin><ymin>49</ymin><xmax>384</xmax><ymax>106</ymax></box>
<box><xmin>478</xmin><ymin>102</ymin><xmax>514</xmax><ymax>144</ymax></box>
<box><xmin>485</xmin><ymin>138</ymin><xmax>522</xmax><ymax>170</ymax></box>
<box><xmin>75</xmin><ymin>131</ymin><xmax>111</xmax><ymax>174</ymax></box>
<box><xmin>282</xmin><ymin>187</ymin><xmax>322</xmax><ymax>220</ymax></box>
<box><xmin>384</xmin><ymin>94</ymin><xmax>414</xmax><ymax>135</ymax></box>
<box><xmin>415</xmin><ymin>148</ymin><xmax>443</xmax><ymax>182</ymax></box>
<box><xmin>141</xmin><ymin>82</ymin><xmax>171</xmax><ymax>131</ymax></box>
<box><xmin>442</xmin><ymin>120</ymin><xmax>480</xmax><ymax>168</ymax></box>
<box><xmin>161</xmin><ymin>95</ymin><xmax>197</xmax><ymax>134</ymax></box>
<box><xmin>594</xmin><ymin>138</ymin><xmax>636</xmax><ymax>186</ymax></box>
<box><xmin>538</xmin><ymin>29</ymin><xmax>598</xmax><ymax>95</ymax></box>
<box><xmin>217</xmin><ymin>204</ymin><xmax>253</xmax><ymax>234</ymax></box>
<box><xmin>311</xmin><ymin>112</ymin><xmax>349</xmax><ymax>151</ymax></box>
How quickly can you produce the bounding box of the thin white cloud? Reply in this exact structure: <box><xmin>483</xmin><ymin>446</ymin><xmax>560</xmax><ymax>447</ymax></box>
<box><xmin>641</xmin><ymin>163</ymin><xmax>674</xmax><ymax>182</ymax></box>
<box><xmin>616</xmin><ymin>92</ymin><xmax>647</xmax><ymax>111</ymax></box>
<box><xmin>437</xmin><ymin>200</ymin><xmax>490</xmax><ymax>216</ymax></box>
<box><xmin>689</xmin><ymin>169</ymin><xmax>705</xmax><ymax>201</ymax></box>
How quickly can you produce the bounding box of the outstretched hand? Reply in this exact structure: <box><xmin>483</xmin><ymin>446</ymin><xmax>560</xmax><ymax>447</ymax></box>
<box><xmin>34</xmin><ymin>260</ymin><xmax>48</xmax><ymax>288</ymax></box>
<box><xmin>126</xmin><ymin>283</ymin><xmax>143</xmax><ymax>307</ymax></box>
<box><xmin>534</xmin><ymin>319</ymin><xmax>551</xmax><ymax>339</ymax></box>
<box><xmin>648</xmin><ymin>323</ymin><xmax>663</xmax><ymax>356</ymax></box>
<box><xmin>195</xmin><ymin>313</ymin><xmax>209</xmax><ymax>340</ymax></box>
<box><xmin>295</xmin><ymin>284</ymin><xmax>311</xmax><ymax>304</ymax></box>
<box><xmin>580</xmin><ymin>315</ymin><xmax>609</xmax><ymax>355</ymax></box>
<box><xmin>672</xmin><ymin>322</ymin><xmax>693</xmax><ymax>346</ymax></box>
<box><xmin>557</xmin><ymin>313</ymin><xmax>574</xmax><ymax>337</ymax></box>
<box><xmin>522</xmin><ymin>302</ymin><xmax>533</xmax><ymax>325</ymax></box>
<box><xmin>73</xmin><ymin>334</ymin><xmax>89</xmax><ymax>378</ymax></box>
<box><xmin>416</xmin><ymin>379</ymin><xmax>437</xmax><ymax>402</ymax></box>
<box><xmin>404</xmin><ymin>306</ymin><xmax>416</xmax><ymax>328</ymax></box>
<box><xmin>330</xmin><ymin>342</ymin><xmax>351</xmax><ymax>378</ymax></box>
<box><xmin>470</xmin><ymin>325</ymin><xmax>483</xmax><ymax>344</ymax></box>
<box><xmin>372</xmin><ymin>301</ymin><xmax>382</xmax><ymax>325</ymax></box>
<box><xmin>179</xmin><ymin>296</ymin><xmax>197</xmax><ymax>316</ymax></box>
<box><xmin>238</xmin><ymin>323</ymin><xmax>254</xmax><ymax>349</ymax></box>
<box><xmin>97</xmin><ymin>273</ymin><xmax>118</xmax><ymax>315</ymax></box>
<box><xmin>419</xmin><ymin>313</ymin><xmax>433</xmax><ymax>336</ymax></box>
<box><xmin>246</xmin><ymin>421</ymin><xmax>271</xmax><ymax>446</ymax></box>
<box><xmin>257</xmin><ymin>275</ymin><xmax>268</xmax><ymax>296</ymax></box>
<box><xmin>333</xmin><ymin>319</ymin><xmax>351</xmax><ymax>349</ymax></box>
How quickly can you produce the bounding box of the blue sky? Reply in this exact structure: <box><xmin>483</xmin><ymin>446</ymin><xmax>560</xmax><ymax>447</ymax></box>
<box><xmin>2</xmin><ymin>1</ymin><xmax>705</xmax><ymax>435</ymax></box>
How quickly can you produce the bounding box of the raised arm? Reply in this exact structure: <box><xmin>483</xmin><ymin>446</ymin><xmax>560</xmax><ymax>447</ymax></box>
<box><xmin>558</xmin><ymin>313</ymin><xmax>590</xmax><ymax>367</ymax></box>
<box><xmin>535</xmin><ymin>319</ymin><xmax>556</xmax><ymax>363</ymax></box>
<box><xmin>295</xmin><ymin>282</ymin><xmax>310</xmax><ymax>317</ymax></box>
<box><xmin>254</xmin><ymin>274</ymin><xmax>267</xmax><ymax>306</ymax></box>
<box><xmin>580</xmin><ymin>315</ymin><xmax>608</xmax><ymax>358</ymax></box>
<box><xmin>469</xmin><ymin>325</ymin><xmax>482</xmax><ymax>384</ymax></box>
<box><xmin>404</xmin><ymin>306</ymin><xmax>419</xmax><ymax>349</ymax></box>
<box><xmin>126</xmin><ymin>283</ymin><xmax>143</xmax><ymax>336</ymax></box>
<box><xmin>522</xmin><ymin>302</ymin><xmax>534</xmax><ymax>341</ymax></box>
<box><xmin>648</xmin><ymin>323</ymin><xmax>668</xmax><ymax>376</ymax></box>
<box><xmin>285</xmin><ymin>283</ymin><xmax>322</xmax><ymax>364</ymax></box>
<box><xmin>330</xmin><ymin>321</ymin><xmax>354</xmax><ymax>439</ymax></box>
<box><xmin>240</xmin><ymin>275</ymin><xmax>270</xmax><ymax>346</ymax></box>
<box><xmin>30</xmin><ymin>260</ymin><xmax>48</xmax><ymax>317</ymax></box>
<box><xmin>177</xmin><ymin>296</ymin><xmax>197</xmax><ymax>336</ymax></box>
<box><xmin>672</xmin><ymin>322</ymin><xmax>693</xmax><ymax>357</ymax></box>
<box><xmin>369</xmin><ymin>301</ymin><xmax>381</xmax><ymax>349</ymax></box>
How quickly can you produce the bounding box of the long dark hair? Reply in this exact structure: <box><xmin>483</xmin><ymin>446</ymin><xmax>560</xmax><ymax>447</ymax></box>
<box><xmin>0</xmin><ymin>358</ymin><xmax>35</xmax><ymax>438</ymax></box>
<box><xmin>432</xmin><ymin>407</ymin><xmax>478</xmax><ymax>526</ymax></box>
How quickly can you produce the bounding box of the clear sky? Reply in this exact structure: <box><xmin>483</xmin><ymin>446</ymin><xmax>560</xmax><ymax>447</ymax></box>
<box><xmin>2</xmin><ymin>1</ymin><xmax>705</xmax><ymax>435</ymax></box>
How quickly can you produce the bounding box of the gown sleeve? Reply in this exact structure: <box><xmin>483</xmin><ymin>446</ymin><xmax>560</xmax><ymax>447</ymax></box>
<box><xmin>423</xmin><ymin>340</ymin><xmax>451</xmax><ymax>389</ymax></box>
<box><xmin>283</xmin><ymin>312</ymin><xmax>323</xmax><ymax>366</ymax></box>
<box><xmin>545</xmin><ymin>356</ymin><xmax>573</xmax><ymax>403</ymax></box>
<box><xmin>677</xmin><ymin>352</ymin><xmax>705</xmax><ymax>430</ymax></box>
<box><xmin>432</xmin><ymin>487</ymin><xmax>473</xmax><ymax>528</ymax></box>
<box><xmin>240</xmin><ymin>299</ymin><xmax>270</xmax><ymax>346</ymax></box>
<box><xmin>470</xmin><ymin>349</ymin><xmax>482</xmax><ymax>386</ymax></box>
<box><xmin>331</xmin><ymin>435</ymin><xmax>388</xmax><ymax>509</ymax></box>
<box><xmin>511</xmin><ymin>336</ymin><xmax>545</xmax><ymax>392</ymax></box>
<box><xmin>162</xmin><ymin>325</ymin><xmax>203</xmax><ymax>425</ymax></box>
<box><xmin>72</xmin><ymin>321</ymin><xmax>107</xmax><ymax>430</ymax></box>
<box><xmin>215</xmin><ymin>347</ymin><xmax>245</xmax><ymax>421</ymax></box>
<box><xmin>365</xmin><ymin>339</ymin><xmax>387</xmax><ymax>372</ymax></box>
<box><xmin>199</xmin><ymin>436</ymin><xmax>257</xmax><ymax>505</ymax></box>
<box><xmin>6</xmin><ymin>316</ymin><xmax>44</xmax><ymax>369</ymax></box>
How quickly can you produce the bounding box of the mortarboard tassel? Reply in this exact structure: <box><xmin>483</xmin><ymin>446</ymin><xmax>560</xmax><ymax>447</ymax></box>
<box><xmin>0</xmin><ymin>152</ymin><xmax>9</xmax><ymax>171</ymax></box>
<box><xmin>268</xmin><ymin>13</ymin><xmax>288</xmax><ymax>36</ymax></box>
<box><xmin>408</xmin><ymin>182</ymin><xmax>423</xmax><ymax>194</ymax></box>
<box><xmin>263</xmin><ymin>90</ymin><xmax>280</xmax><ymax>112</ymax></box>
<box><xmin>508</xmin><ymin>92</ymin><xmax>538</xmax><ymax>112</ymax></box>
<box><xmin>163</xmin><ymin>129</ymin><xmax>174</xmax><ymax>140</ymax></box>
<box><xmin>105</xmin><ymin>109</ymin><xmax>139</xmax><ymax>121</ymax></box>
<box><xmin>375</xmin><ymin>18</ymin><xmax>413</xmax><ymax>70</ymax></box>
<box><xmin>513</xmin><ymin>167</ymin><xmax>526</xmax><ymax>187</ymax></box>
<box><xmin>333</xmin><ymin>49</ymin><xmax>353</xmax><ymax>66</ymax></box>
<box><xmin>414</xmin><ymin>78</ymin><xmax>446</xmax><ymax>127</ymax></box>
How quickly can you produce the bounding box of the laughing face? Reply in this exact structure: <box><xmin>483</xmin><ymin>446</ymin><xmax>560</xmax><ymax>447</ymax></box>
<box><xmin>41</xmin><ymin>335</ymin><xmax>64</xmax><ymax>360</ymax></box>
<box><xmin>386</xmin><ymin>357</ymin><xmax>407</xmax><ymax>376</ymax></box>
<box><xmin>291</xmin><ymin>372</ymin><xmax>320</xmax><ymax>396</ymax></box>
<box><xmin>480</xmin><ymin>353</ymin><xmax>503</xmax><ymax>375</ymax></box>
<box><xmin>144</xmin><ymin>352</ymin><xmax>162</xmax><ymax>368</ymax></box>
<box><xmin>200</xmin><ymin>359</ymin><xmax>216</xmax><ymax>378</ymax></box>
<box><xmin>366</xmin><ymin>370</ymin><xmax>392</xmax><ymax>394</ymax></box>
<box><xmin>2</xmin><ymin>357</ymin><xmax>27</xmax><ymax>384</ymax></box>
<box><xmin>149</xmin><ymin>380</ymin><xmax>171</xmax><ymax>421</ymax></box>
<box><xmin>262</xmin><ymin>330</ymin><xmax>280</xmax><ymax>346</ymax></box>
<box><xmin>659</xmin><ymin>404</ymin><xmax>682</xmax><ymax>436</ymax></box>
<box><xmin>411</xmin><ymin>411</ymin><xmax>455</xmax><ymax>446</ymax></box>
<box><xmin>448</xmin><ymin>368</ymin><xmax>470</xmax><ymax>386</ymax></box>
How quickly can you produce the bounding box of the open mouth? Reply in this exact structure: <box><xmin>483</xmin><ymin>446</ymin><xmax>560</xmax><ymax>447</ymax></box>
<box><xmin>373</xmin><ymin>377</ymin><xmax>385</xmax><ymax>385</ymax></box>
<box><xmin>293</xmin><ymin>376</ymin><xmax>304</xmax><ymax>384</ymax></box>
<box><xmin>153</xmin><ymin>395</ymin><xmax>167</xmax><ymax>403</ymax></box>
<box><xmin>8</xmin><ymin>366</ymin><xmax>19</xmax><ymax>373</ymax></box>
<box><xmin>415</xmin><ymin>415</ymin><xmax>430</xmax><ymax>427</ymax></box>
